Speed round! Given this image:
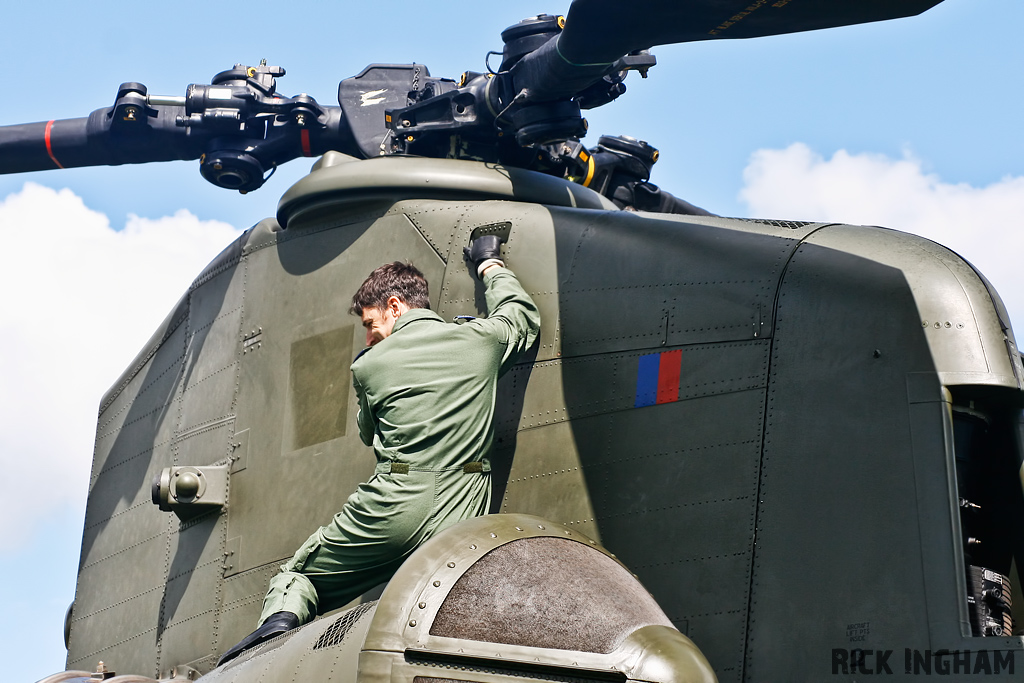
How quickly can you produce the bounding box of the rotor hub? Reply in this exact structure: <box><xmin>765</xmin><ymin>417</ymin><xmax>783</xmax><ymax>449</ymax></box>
<box><xmin>499</xmin><ymin>14</ymin><xmax>564</xmax><ymax>72</ymax></box>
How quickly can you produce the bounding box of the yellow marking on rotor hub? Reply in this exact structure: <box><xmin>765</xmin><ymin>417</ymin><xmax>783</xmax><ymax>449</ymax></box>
<box><xmin>582</xmin><ymin>152</ymin><xmax>595</xmax><ymax>187</ymax></box>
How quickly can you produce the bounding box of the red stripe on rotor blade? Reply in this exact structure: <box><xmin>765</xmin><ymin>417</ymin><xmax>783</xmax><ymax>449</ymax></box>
<box><xmin>44</xmin><ymin>121</ymin><xmax>64</xmax><ymax>169</ymax></box>
<box><xmin>656</xmin><ymin>349</ymin><xmax>682</xmax><ymax>404</ymax></box>
<box><xmin>300</xmin><ymin>129</ymin><xmax>312</xmax><ymax>157</ymax></box>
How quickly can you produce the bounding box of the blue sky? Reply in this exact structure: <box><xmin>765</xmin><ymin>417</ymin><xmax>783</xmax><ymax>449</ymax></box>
<box><xmin>2</xmin><ymin>1</ymin><xmax>1022</xmax><ymax>680</ymax></box>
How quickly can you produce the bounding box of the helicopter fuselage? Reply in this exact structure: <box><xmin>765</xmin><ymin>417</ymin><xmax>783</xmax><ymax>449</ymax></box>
<box><xmin>68</xmin><ymin>155</ymin><xmax>1024</xmax><ymax>682</ymax></box>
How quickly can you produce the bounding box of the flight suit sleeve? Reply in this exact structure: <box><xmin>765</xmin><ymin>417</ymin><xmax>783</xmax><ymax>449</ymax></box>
<box><xmin>481</xmin><ymin>266</ymin><xmax>541</xmax><ymax>374</ymax></box>
<box><xmin>352</xmin><ymin>374</ymin><xmax>375</xmax><ymax>447</ymax></box>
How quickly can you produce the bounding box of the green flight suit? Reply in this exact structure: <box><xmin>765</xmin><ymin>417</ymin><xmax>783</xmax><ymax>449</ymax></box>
<box><xmin>259</xmin><ymin>266</ymin><xmax>540</xmax><ymax>625</ymax></box>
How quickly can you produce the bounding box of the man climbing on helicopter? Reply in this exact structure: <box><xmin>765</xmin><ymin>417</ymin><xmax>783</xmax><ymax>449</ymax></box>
<box><xmin>218</xmin><ymin>235</ymin><xmax>541</xmax><ymax>665</ymax></box>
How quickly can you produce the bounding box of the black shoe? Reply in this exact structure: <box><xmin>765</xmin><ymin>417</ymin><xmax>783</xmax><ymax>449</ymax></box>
<box><xmin>218</xmin><ymin>611</ymin><xmax>300</xmax><ymax>666</ymax></box>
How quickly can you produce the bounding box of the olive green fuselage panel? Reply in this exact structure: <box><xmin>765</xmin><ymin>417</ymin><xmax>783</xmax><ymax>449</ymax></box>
<box><xmin>71</xmin><ymin>177</ymin><xmax>1024</xmax><ymax>682</ymax></box>
<box><xmin>72</xmin><ymin>199</ymin><xmax>810</xmax><ymax>678</ymax></box>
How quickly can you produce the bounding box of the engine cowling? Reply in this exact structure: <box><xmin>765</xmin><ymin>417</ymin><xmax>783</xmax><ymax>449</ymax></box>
<box><xmin>199</xmin><ymin>513</ymin><xmax>716</xmax><ymax>683</ymax></box>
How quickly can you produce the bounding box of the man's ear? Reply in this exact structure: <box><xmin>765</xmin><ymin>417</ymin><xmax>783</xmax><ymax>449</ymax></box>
<box><xmin>387</xmin><ymin>296</ymin><xmax>403</xmax><ymax>315</ymax></box>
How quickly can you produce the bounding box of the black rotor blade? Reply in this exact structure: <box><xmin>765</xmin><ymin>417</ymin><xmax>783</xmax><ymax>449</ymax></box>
<box><xmin>0</xmin><ymin>108</ymin><xmax>205</xmax><ymax>175</ymax></box>
<box><xmin>0</xmin><ymin>104</ymin><xmax>355</xmax><ymax>182</ymax></box>
<box><xmin>558</xmin><ymin>0</ymin><xmax>947</xmax><ymax>65</ymax></box>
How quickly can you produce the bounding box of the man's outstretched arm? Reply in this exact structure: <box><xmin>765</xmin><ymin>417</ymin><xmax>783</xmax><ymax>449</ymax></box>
<box><xmin>465</xmin><ymin>235</ymin><xmax>541</xmax><ymax>372</ymax></box>
<box><xmin>483</xmin><ymin>266</ymin><xmax>540</xmax><ymax>359</ymax></box>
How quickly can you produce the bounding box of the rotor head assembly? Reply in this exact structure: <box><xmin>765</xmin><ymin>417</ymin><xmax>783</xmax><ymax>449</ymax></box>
<box><xmin>0</xmin><ymin>0</ymin><xmax>947</xmax><ymax>204</ymax></box>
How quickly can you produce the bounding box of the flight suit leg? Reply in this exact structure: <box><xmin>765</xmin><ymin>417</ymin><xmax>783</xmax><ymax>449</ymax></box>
<box><xmin>260</xmin><ymin>469</ymin><xmax>440</xmax><ymax>626</ymax></box>
<box><xmin>259</xmin><ymin>466</ymin><xmax>492</xmax><ymax>627</ymax></box>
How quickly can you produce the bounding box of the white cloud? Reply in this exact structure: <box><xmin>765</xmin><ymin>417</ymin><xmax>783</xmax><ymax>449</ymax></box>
<box><xmin>740</xmin><ymin>143</ymin><xmax>1024</xmax><ymax>328</ymax></box>
<box><xmin>0</xmin><ymin>183</ymin><xmax>242</xmax><ymax>551</ymax></box>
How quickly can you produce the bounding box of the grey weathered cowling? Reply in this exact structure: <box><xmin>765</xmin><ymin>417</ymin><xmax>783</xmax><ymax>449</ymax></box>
<box><xmin>428</xmin><ymin>535</ymin><xmax>672</xmax><ymax>652</ymax></box>
<box><xmin>362</xmin><ymin>513</ymin><xmax>716</xmax><ymax>683</ymax></box>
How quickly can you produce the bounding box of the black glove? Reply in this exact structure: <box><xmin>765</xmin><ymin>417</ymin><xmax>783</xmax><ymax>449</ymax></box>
<box><xmin>463</xmin><ymin>235</ymin><xmax>504</xmax><ymax>278</ymax></box>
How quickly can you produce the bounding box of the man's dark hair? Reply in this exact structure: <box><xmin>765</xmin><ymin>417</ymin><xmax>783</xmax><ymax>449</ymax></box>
<box><xmin>350</xmin><ymin>261</ymin><xmax>430</xmax><ymax>315</ymax></box>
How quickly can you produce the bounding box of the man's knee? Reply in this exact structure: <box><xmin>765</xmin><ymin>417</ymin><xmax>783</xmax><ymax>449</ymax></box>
<box><xmin>282</xmin><ymin>534</ymin><xmax>323</xmax><ymax>574</ymax></box>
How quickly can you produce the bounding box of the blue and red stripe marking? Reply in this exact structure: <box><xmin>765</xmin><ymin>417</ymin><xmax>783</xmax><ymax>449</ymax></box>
<box><xmin>634</xmin><ymin>350</ymin><xmax>683</xmax><ymax>407</ymax></box>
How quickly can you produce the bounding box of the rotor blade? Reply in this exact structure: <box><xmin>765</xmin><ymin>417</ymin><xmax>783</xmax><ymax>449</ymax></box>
<box><xmin>0</xmin><ymin>105</ymin><xmax>355</xmax><ymax>179</ymax></box>
<box><xmin>557</xmin><ymin>0</ymin><xmax>947</xmax><ymax>65</ymax></box>
<box><xmin>0</xmin><ymin>109</ymin><xmax>204</xmax><ymax>175</ymax></box>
